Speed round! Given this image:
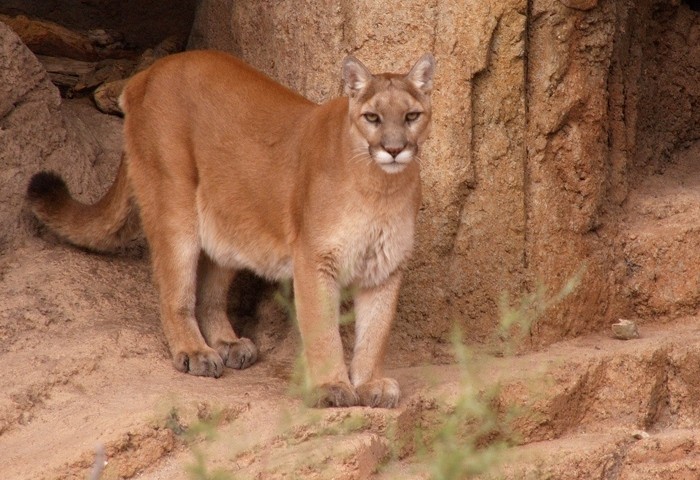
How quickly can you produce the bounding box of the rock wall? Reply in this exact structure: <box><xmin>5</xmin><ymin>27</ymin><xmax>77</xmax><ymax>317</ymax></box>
<box><xmin>188</xmin><ymin>0</ymin><xmax>700</xmax><ymax>352</ymax></box>
<box><xmin>526</xmin><ymin>0</ymin><xmax>626</xmax><ymax>344</ymax></box>
<box><xmin>616</xmin><ymin>1</ymin><xmax>700</xmax><ymax>321</ymax></box>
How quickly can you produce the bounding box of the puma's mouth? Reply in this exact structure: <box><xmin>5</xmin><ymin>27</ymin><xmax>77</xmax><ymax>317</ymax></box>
<box><xmin>372</xmin><ymin>149</ymin><xmax>413</xmax><ymax>174</ymax></box>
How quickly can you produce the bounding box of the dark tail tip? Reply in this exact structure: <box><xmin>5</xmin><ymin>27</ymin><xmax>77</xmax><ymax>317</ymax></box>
<box><xmin>27</xmin><ymin>171</ymin><xmax>69</xmax><ymax>203</ymax></box>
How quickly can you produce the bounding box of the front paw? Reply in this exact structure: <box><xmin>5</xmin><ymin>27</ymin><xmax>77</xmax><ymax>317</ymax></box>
<box><xmin>173</xmin><ymin>347</ymin><xmax>224</xmax><ymax>378</ymax></box>
<box><xmin>307</xmin><ymin>382</ymin><xmax>359</xmax><ymax>408</ymax></box>
<box><xmin>217</xmin><ymin>337</ymin><xmax>258</xmax><ymax>370</ymax></box>
<box><xmin>357</xmin><ymin>378</ymin><xmax>400</xmax><ymax>408</ymax></box>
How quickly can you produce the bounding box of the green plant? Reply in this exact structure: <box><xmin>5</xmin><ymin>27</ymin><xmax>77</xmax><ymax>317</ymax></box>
<box><xmin>418</xmin><ymin>272</ymin><xmax>582</xmax><ymax>479</ymax></box>
<box><xmin>186</xmin><ymin>450</ymin><xmax>234</xmax><ymax>480</ymax></box>
<box><xmin>419</xmin><ymin>327</ymin><xmax>512</xmax><ymax>480</ymax></box>
<box><xmin>162</xmin><ymin>405</ymin><xmax>236</xmax><ymax>480</ymax></box>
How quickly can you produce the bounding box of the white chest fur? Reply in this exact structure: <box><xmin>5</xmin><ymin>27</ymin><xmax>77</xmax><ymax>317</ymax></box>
<box><xmin>333</xmin><ymin>209</ymin><xmax>415</xmax><ymax>288</ymax></box>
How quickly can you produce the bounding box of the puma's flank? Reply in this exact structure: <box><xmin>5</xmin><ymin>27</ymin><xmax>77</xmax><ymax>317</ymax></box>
<box><xmin>27</xmin><ymin>50</ymin><xmax>435</xmax><ymax>408</ymax></box>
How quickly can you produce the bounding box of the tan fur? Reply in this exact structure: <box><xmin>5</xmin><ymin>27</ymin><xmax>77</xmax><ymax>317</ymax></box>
<box><xmin>27</xmin><ymin>50</ymin><xmax>435</xmax><ymax>408</ymax></box>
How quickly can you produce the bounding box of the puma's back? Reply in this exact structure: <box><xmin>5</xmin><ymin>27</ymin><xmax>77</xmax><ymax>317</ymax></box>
<box><xmin>121</xmin><ymin>50</ymin><xmax>315</xmax><ymax>168</ymax></box>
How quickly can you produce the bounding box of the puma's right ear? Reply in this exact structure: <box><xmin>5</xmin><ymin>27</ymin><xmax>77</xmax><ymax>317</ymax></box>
<box><xmin>343</xmin><ymin>56</ymin><xmax>373</xmax><ymax>97</ymax></box>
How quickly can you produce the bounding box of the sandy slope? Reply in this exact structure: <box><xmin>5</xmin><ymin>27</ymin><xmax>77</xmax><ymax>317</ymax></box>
<box><xmin>5</xmin><ymin>235</ymin><xmax>700</xmax><ymax>479</ymax></box>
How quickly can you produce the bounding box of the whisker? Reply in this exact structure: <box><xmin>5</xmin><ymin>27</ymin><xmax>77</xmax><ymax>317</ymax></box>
<box><xmin>348</xmin><ymin>149</ymin><xmax>373</xmax><ymax>167</ymax></box>
<box><xmin>352</xmin><ymin>156</ymin><xmax>373</xmax><ymax>168</ymax></box>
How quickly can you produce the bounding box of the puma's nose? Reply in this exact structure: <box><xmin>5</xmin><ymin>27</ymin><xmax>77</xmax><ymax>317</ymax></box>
<box><xmin>383</xmin><ymin>146</ymin><xmax>404</xmax><ymax>158</ymax></box>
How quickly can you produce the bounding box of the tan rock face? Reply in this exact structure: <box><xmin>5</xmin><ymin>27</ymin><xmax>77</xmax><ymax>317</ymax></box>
<box><xmin>186</xmin><ymin>0</ymin><xmax>700</xmax><ymax>353</ymax></box>
<box><xmin>559</xmin><ymin>0</ymin><xmax>599</xmax><ymax>10</ymax></box>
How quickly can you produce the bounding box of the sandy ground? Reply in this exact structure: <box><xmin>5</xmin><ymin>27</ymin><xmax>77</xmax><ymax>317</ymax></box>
<box><xmin>5</xmin><ymin>235</ymin><xmax>700</xmax><ymax>479</ymax></box>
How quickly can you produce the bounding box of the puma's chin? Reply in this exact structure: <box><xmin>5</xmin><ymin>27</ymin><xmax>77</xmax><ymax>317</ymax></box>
<box><xmin>378</xmin><ymin>162</ymin><xmax>409</xmax><ymax>174</ymax></box>
<box><xmin>373</xmin><ymin>150</ymin><xmax>413</xmax><ymax>174</ymax></box>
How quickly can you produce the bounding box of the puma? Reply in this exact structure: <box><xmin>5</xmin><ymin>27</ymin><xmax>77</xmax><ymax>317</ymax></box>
<box><xmin>26</xmin><ymin>50</ymin><xmax>435</xmax><ymax>408</ymax></box>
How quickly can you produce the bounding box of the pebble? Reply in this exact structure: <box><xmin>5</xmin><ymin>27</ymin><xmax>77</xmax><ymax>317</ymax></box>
<box><xmin>612</xmin><ymin>319</ymin><xmax>640</xmax><ymax>340</ymax></box>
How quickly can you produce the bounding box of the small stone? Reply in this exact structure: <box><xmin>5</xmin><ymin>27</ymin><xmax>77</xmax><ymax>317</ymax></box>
<box><xmin>632</xmin><ymin>430</ymin><xmax>650</xmax><ymax>440</ymax></box>
<box><xmin>612</xmin><ymin>319</ymin><xmax>640</xmax><ymax>340</ymax></box>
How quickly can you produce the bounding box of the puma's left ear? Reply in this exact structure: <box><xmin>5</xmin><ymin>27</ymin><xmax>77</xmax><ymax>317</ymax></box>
<box><xmin>406</xmin><ymin>53</ymin><xmax>436</xmax><ymax>94</ymax></box>
<box><xmin>343</xmin><ymin>56</ymin><xmax>373</xmax><ymax>97</ymax></box>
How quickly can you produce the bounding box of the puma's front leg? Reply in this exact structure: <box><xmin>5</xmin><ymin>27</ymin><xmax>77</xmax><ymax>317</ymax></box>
<box><xmin>351</xmin><ymin>271</ymin><xmax>402</xmax><ymax>408</ymax></box>
<box><xmin>293</xmin><ymin>252</ymin><xmax>358</xmax><ymax>408</ymax></box>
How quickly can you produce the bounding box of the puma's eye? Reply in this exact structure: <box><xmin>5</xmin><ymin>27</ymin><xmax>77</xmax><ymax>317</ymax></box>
<box><xmin>405</xmin><ymin>112</ymin><xmax>421</xmax><ymax>122</ymax></box>
<box><xmin>363</xmin><ymin>113</ymin><xmax>380</xmax><ymax>124</ymax></box>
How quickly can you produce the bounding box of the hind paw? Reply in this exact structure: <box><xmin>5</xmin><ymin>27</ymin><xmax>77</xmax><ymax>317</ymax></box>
<box><xmin>173</xmin><ymin>347</ymin><xmax>224</xmax><ymax>378</ymax></box>
<box><xmin>217</xmin><ymin>337</ymin><xmax>258</xmax><ymax>370</ymax></box>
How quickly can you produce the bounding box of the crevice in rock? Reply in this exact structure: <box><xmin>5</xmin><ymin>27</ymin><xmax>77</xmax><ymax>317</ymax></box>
<box><xmin>545</xmin><ymin>359</ymin><xmax>608</xmax><ymax>439</ymax></box>
<box><xmin>644</xmin><ymin>349</ymin><xmax>672</xmax><ymax>432</ymax></box>
<box><xmin>599</xmin><ymin>438</ymin><xmax>634</xmax><ymax>480</ymax></box>
<box><xmin>523</xmin><ymin>0</ymin><xmax>533</xmax><ymax>272</ymax></box>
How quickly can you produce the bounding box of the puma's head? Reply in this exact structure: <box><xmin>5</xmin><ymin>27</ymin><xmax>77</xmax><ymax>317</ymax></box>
<box><xmin>343</xmin><ymin>53</ymin><xmax>435</xmax><ymax>174</ymax></box>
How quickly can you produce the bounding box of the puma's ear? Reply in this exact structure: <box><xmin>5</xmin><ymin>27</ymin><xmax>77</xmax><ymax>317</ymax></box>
<box><xmin>406</xmin><ymin>53</ymin><xmax>435</xmax><ymax>94</ymax></box>
<box><xmin>343</xmin><ymin>56</ymin><xmax>373</xmax><ymax>97</ymax></box>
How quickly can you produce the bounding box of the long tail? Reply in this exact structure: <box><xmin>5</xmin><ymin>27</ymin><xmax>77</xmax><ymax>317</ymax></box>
<box><xmin>26</xmin><ymin>158</ymin><xmax>139</xmax><ymax>252</ymax></box>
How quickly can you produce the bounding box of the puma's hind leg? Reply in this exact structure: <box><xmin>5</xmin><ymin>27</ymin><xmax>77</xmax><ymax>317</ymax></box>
<box><xmin>130</xmin><ymin>161</ymin><xmax>223</xmax><ymax>377</ymax></box>
<box><xmin>148</xmin><ymin>227</ymin><xmax>224</xmax><ymax>377</ymax></box>
<box><xmin>196</xmin><ymin>254</ymin><xmax>258</xmax><ymax>370</ymax></box>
